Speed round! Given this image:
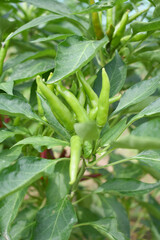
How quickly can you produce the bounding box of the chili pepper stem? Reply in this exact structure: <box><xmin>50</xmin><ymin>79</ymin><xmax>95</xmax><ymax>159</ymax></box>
<box><xmin>71</xmin><ymin>158</ymin><xmax>86</xmax><ymax>194</ymax></box>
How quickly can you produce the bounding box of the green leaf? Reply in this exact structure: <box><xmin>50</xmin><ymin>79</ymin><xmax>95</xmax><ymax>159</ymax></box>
<box><xmin>131</xmin><ymin>18</ymin><xmax>160</xmax><ymax>34</ymax></box>
<box><xmin>132</xmin><ymin>118</ymin><xmax>160</xmax><ymax>139</ymax></box>
<box><xmin>96</xmin><ymin>178</ymin><xmax>160</xmax><ymax>196</ymax></box>
<box><xmin>0</xmin><ymin>146</ymin><xmax>22</xmax><ymax>172</ymax></box>
<box><xmin>6</xmin><ymin>14</ymin><xmax>63</xmax><ymax>41</ymax></box>
<box><xmin>114</xmin><ymin>76</ymin><xmax>160</xmax><ymax>114</ymax></box>
<box><xmin>76</xmin><ymin>0</ymin><xmax>116</xmax><ymax>14</ymax></box>
<box><xmin>89</xmin><ymin>218</ymin><xmax>127</xmax><ymax>240</ymax></box>
<box><xmin>153</xmin><ymin>4</ymin><xmax>160</xmax><ymax>18</ymax></box>
<box><xmin>14</xmin><ymin>136</ymin><xmax>69</xmax><ymax>151</ymax></box>
<box><xmin>74</xmin><ymin>121</ymin><xmax>100</xmax><ymax>141</ymax></box>
<box><xmin>0</xmin><ymin>156</ymin><xmax>58</xmax><ymax>200</ymax></box>
<box><xmin>39</xmin><ymin>94</ymin><xmax>71</xmax><ymax>141</ymax></box>
<box><xmin>31</xmin><ymin>33</ymin><xmax>73</xmax><ymax>43</ymax></box>
<box><xmin>8</xmin><ymin>58</ymin><xmax>54</xmax><ymax>82</ymax></box>
<box><xmin>46</xmin><ymin>161</ymin><xmax>70</xmax><ymax>205</ymax></box>
<box><xmin>0</xmin><ymin>189</ymin><xmax>26</xmax><ymax>239</ymax></box>
<box><xmin>130</xmin><ymin>98</ymin><xmax>160</xmax><ymax>124</ymax></box>
<box><xmin>0</xmin><ymin>16</ymin><xmax>15</xmax><ymax>42</ymax></box>
<box><xmin>135</xmin><ymin>150</ymin><xmax>160</xmax><ymax>179</ymax></box>
<box><xmin>124</xmin><ymin>96</ymin><xmax>158</xmax><ymax>114</ymax></box>
<box><xmin>106</xmin><ymin>197</ymin><xmax>130</xmax><ymax>239</ymax></box>
<box><xmin>99</xmin><ymin>195</ymin><xmax>130</xmax><ymax>239</ymax></box>
<box><xmin>137</xmin><ymin>50</ymin><xmax>160</xmax><ymax>64</ymax></box>
<box><xmin>100</xmin><ymin>118</ymin><xmax>127</xmax><ymax>147</ymax></box>
<box><xmin>3</xmin><ymin>52</ymin><xmax>36</xmax><ymax>71</ymax></box>
<box><xmin>47</xmin><ymin>36</ymin><xmax>108</xmax><ymax>83</ymax></box>
<box><xmin>22</xmin><ymin>0</ymin><xmax>71</xmax><ymax>14</ymax></box>
<box><xmin>33</xmin><ymin>196</ymin><xmax>77</xmax><ymax>240</ymax></box>
<box><xmin>0</xmin><ymin>130</ymin><xmax>15</xmax><ymax>143</ymax></box>
<box><xmin>10</xmin><ymin>207</ymin><xmax>36</xmax><ymax>240</ymax></box>
<box><xmin>93</xmin><ymin>52</ymin><xmax>127</xmax><ymax>97</ymax></box>
<box><xmin>0</xmin><ymin>81</ymin><xmax>13</xmax><ymax>95</ymax></box>
<box><xmin>0</xmin><ymin>93</ymin><xmax>40</xmax><ymax>120</ymax></box>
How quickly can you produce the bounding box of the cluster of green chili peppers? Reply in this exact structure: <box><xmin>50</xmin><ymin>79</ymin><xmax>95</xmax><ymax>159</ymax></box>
<box><xmin>36</xmin><ymin>68</ymin><xmax>110</xmax><ymax>185</ymax></box>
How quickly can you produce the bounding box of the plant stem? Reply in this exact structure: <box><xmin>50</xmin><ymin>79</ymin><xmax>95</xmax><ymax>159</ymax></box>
<box><xmin>90</xmin><ymin>157</ymin><xmax>133</xmax><ymax>169</ymax></box>
<box><xmin>110</xmin><ymin>112</ymin><xmax>122</xmax><ymax>128</ymax></box>
<box><xmin>87</xmin><ymin>147</ymin><xmax>115</xmax><ymax>167</ymax></box>
<box><xmin>73</xmin><ymin>222</ymin><xmax>91</xmax><ymax>228</ymax></box>
<box><xmin>73</xmin><ymin>192</ymin><xmax>93</xmax><ymax>205</ymax></box>
<box><xmin>71</xmin><ymin>158</ymin><xmax>86</xmax><ymax>193</ymax></box>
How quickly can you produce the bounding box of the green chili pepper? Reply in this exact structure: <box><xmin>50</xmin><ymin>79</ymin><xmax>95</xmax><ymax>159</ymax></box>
<box><xmin>131</xmin><ymin>32</ymin><xmax>147</xmax><ymax>42</ymax></box>
<box><xmin>77</xmin><ymin>71</ymin><xmax>98</xmax><ymax>120</ymax></box>
<box><xmin>106</xmin><ymin>8</ymin><xmax>113</xmax><ymax>31</ymax></box>
<box><xmin>56</xmin><ymin>82</ymin><xmax>89</xmax><ymax>123</ymax></box>
<box><xmin>77</xmin><ymin>87</ymin><xmax>86</xmax><ymax>107</ymax></box>
<box><xmin>36</xmin><ymin>76</ymin><xmax>75</xmax><ymax>132</ymax></box>
<box><xmin>69</xmin><ymin>135</ymin><xmax>82</xmax><ymax>185</ymax></box>
<box><xmin>106</xmin><ymin>24</ymin><xmax>115</xmax><ymax>42</ymax></box>
<box><xmin>87</xmin><ymin>74</ymin><xmax>97</xmax><ymax>87</ymax></box>
<box><xmin>90</xmin><ymin>0</ymin><xmax>104</xmax><ymax>40</ymax></box>
<box><xmin>47</xmin><ymin>72</ymin><xmax>54</xmax><ymax>91</ymax></box>
<box><xmin>119</xmin><ymin>46</ymin><xmax>130</xmax><ymax>59</ymax></box>
<box><xmin>120</xmin><ymin>35</ymin><xmax>132</xmax><ymax>45</ymax></box>
<box><xmin>111</xmin><ymin>11</ymin><xmax>129</xmax><ymax>51</ymax></box>
<box><xmin>128</xmin><ymin>7</ymin><xmax>149</xmax><ymax>23</ymax></box>
<box><xmin>0</xmin><ymin>40</ymin><xmax>10</xmax><ymax>76</ymax></box>
<box><xmin>37</xmin><ymin>85</ymin><xmax>44</xmax><ymax>117</ymax></box>
<box><xmin>70</xmin><ymin>81</ymin><xmax>78</xmax><ymax>96</ymax></box>
<box><xmin>109</xmin><ymin>94</ymin><xmax>122</xmax><ymax>104</ymax></box>
<box><xmin>96</xmin><ymin>68</ymin><xmax>110</xmax><ymax>127</ymax></box>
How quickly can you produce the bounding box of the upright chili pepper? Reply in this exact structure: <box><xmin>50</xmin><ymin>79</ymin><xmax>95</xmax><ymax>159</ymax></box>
<box><xmin>56</xmin><ymin>82</ymin><xmax>89</xmax><ymax>123</ymax></box>
<box><xmin>69</xmin><ymin>135</ymin><xmax>82</xmax><ymax>185</ymax></box>
<box><xmin>77</xmin><ymin>87</ymin><xmax>86</xmax><ymax>107</ymax></box>
<box><xmin>128</xmin><ymin>7</ymin><xmax>149</xmax><ymax>23</ymax></box>
<box><xmin>47</xmin><ymin>72</ymin><xmax>54</xmax><ymax>92</ymax></box>
<box><xmin>87</xmin><ymin>75</ymin><xmax>97</xmax><ymax>87</ymax></box>
<box><xmin>111</xmin><ymin>11</ymin><xmax>129</xmax><ymax>51</ymax></box>
<box><xmin>90</xmin><ymin>0</ymin><xmax>104</xmax><ymax>40</ymax></box>
<box><xmin>77</xmin><ymin>71</ymin><xmax>98</xmax><ymax>120</ymax></box>
<box><xmin>96</xmin><ymin>68</ymin><xmax>110</xmax><ymax>127</ymax></box>
<box><xmin>106</xmin><ymin>8</ymin><xmax>113</xmax><ymax>31</ymax></box>
<box><xmin>37</xmin><ymin>85</ymin><xmax>44</xmax><ymax>117</ymax></box>
<box><xmin>36</xmin><ymin>76</ymin><xmax>75</xmax><ymax>132</ymax></box>
<box><xmin>0</xmin><ymin>40</ymin><xmax>10</xmax><ymax>76</ymax></box>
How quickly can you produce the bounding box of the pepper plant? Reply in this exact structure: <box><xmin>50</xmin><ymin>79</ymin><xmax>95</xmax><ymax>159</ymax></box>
<box><xmin>0</xmin><ymin>0</ymin><xmax>160</xmax><ymax>239</ymax></box>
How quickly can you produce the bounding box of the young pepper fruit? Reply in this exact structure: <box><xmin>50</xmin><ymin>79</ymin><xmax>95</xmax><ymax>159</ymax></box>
<box><xmin>77</xmin><ymin>71</ymin><xmax>98</xmax><ymax>120</ymax></box>
<box><xmin>69</xmin><ymin>135</ymin><xmax>82</xmax><ymax>185</ymax></box>
<box><xmin>56</xmin><ymin>82</ymin><xmax>89</xmax><ymax>123</ymax></box>
<box><xmin>96</xmin><ymin>68</ymin><xmax>110</xmax><ymax>127</ymax></box>
<box><xmin>90</xmin><ymin>0</ymin><xmax>104</xmax><ymax>40</ymax></box>
<box><xmin>111</xmin><ymin>10</ymin><xmax>129</xmax><ymax>51</ymax></box>
<box><xmin>36</xmin><ymin>76</ymin><xmax>75</xmax><ymax>132</ymax></box>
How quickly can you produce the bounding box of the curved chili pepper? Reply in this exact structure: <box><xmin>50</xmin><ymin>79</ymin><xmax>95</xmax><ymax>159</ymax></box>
<box><xmin>111</xmin><ymin>11</ymin><xmax>129</xmax><ymax>51</ymax></box>
<box><xmin>56</xmin><ymin>82</ymin><xmax>89</xmax><ymax>123</ymax></box>
<box><xmin>36</xmin><ymin>76</ymin><xmax>75</xmax><ymax>132</ymax></box>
